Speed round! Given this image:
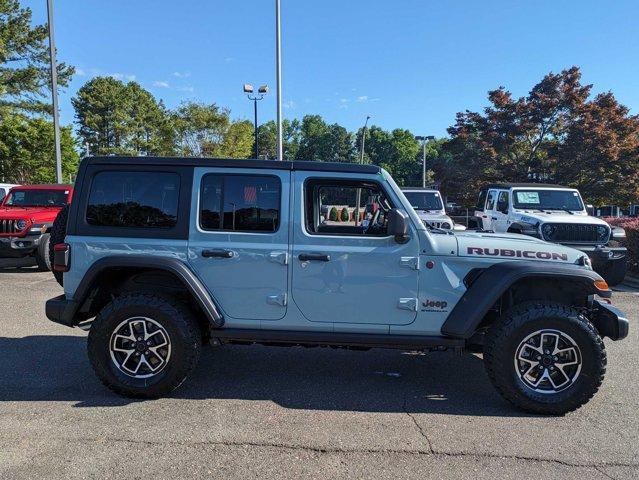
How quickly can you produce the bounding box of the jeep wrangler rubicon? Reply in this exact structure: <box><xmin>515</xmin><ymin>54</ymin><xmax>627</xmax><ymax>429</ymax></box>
<box><xmin>46</xmin><ymin>157</ymin><xmax>628</xmax><ymax>414</ymax></box>
<box><xmin>474</xmin><ymin>184</ymin><xmax>628</xmax><ymax>286</ymax></box>
<box><xmin>0</xmin><ymin>184</ymin><xmax>73</xmax><ymax>270</ymax></box>
<box><xmin>401</xmin><ymin>187</ymin><xmax>466</xmax><ymax>231</ymax></box>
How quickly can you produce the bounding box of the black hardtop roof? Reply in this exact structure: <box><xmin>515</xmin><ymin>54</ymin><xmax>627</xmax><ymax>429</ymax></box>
<box><xmin>483</xmin><ymin>183</ymin><xmax>572</xmax><ymax>190</ymax></box>
<box><xmin>84</xmin><ymin>156</ymin><xmax>381</xmax><ymax>174</ymax></box>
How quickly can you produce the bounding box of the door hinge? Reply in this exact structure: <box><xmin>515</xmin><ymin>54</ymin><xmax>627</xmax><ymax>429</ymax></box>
<box><xmin>399</xmin><ymin>256</ymin><xmax>419</xmax><ymax>270</ymax></box>
<box><xmin>268</xmin><ymin>251</ymin><xmax>288</xmax><ymax>265</ymax></box>
<box><xmin>267</xmin><ymin>293</ymin><xmax>287</xmax><ymax>307</ymax></box>
<box><xmin>397</xmin><ymin>297</ymin><xmax>418</xmax><ymax>312</ymax></box>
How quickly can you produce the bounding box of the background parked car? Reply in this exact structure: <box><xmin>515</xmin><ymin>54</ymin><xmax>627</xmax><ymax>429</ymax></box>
<box><xmin>0</xmin><ymin>184</ymin><xmax>73</xmax><ymax>270</ymax></box>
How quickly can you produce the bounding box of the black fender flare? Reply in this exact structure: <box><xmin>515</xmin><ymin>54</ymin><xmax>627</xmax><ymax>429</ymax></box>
<box><xmin>441</xmin><ymin>261</ymin><xmax>610</xmax><ymax>339</ymax></box>
<box><xmin>71</xmin><ymin>255</ymin><xmax>224</xmax><ymax>327</ymax></box>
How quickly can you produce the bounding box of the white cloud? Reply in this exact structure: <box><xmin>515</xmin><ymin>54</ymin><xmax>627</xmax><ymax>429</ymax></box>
<box><xmin>283</xmin><ymin>100</ymin><xmax>296</xmax><ymax>109</ymax></box>
<box><xmin>176</xmin><ymin>85</ymin><xmax>194</xmax><ymax>93</ymax></box>
<box><xmin>75</xmin><ymin>68</ymin><xmax>86</xmax><ymax>76</ymax></box>
<box><xmin>153</xmin><ymin>81</ymin><xmax>170</xmax><ymax>88</ymax></box>
<box><xmin>172</xmin><ymin>71</ymin><xmax>191</xmax><ymax>78</ymax></box>
<box><xmin>340</xmin><ymin>98</ymin><xmax>348</xmax><ymax>103</ymax></box>
<box><xmin>107</xmin><ymin>72</ymin><xmax>136</xmax><ymax>82</ymax></box>
<box><xmin>356</xmin><ymin>95</ymin><xmax>369</xmax><ymax>102</ymax></box>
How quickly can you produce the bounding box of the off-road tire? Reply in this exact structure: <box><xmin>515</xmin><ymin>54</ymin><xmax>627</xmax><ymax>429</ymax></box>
<box><xmin>597</xmin><ymin>257</ymin><xmax>627</xmax><ymax>287</ymax></box>
<box><xmin>49</xmin><ymin>205</ymin><xmax>69</xmax><ymax>286</ymax></box>
<box><xmin>484</xmin><ymin>301</ymin><xmax>606</xmax><ymax>415</ymax></box>
<box><xmin>87</xmin><ymin>293</ymin><xmax>202</xmax><ymax>398</ymax></box>
<box><xmin>34</xmin><ymin>233</ymin><xmax>51</xmax><ymax>271</ymax></box>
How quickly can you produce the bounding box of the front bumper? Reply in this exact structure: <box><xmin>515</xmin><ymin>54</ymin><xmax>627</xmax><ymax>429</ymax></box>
<box><xmin>0</xmin><ymin>234</ymin><xmax>43</xmax><ymax>258</ymax></box>
<box><xmin>45</xmin><ymin>294</ymin><xmax>80</xmax><ymax>328</ymax></box>
<box><xmin>565</xmin><ymin>244</ymin><xmax>627</xmax><ymax>263</ymax></box>
<box><xmin>591</xmin><ymin>300</ymin><xmax>629</xmax><ymax>341</ymax></box>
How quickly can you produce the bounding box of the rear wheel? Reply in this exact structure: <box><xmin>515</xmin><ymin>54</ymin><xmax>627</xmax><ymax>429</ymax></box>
<box><xmin>49</xmin><ymin>205</ymin><xmax>69</xmax><ymax>286</ymax></box>
<box><xmin>484</xmin><ymin>302</ymin><xmax>606</xmax><ymax>415</ymax></box>
<box><xmin>87</xmin><ymin>293</ymin><xmax>201</xmax><ymax>398</ymax></box>
<box><xmin>34</xmin><ymin>233</ymin><xmax>51</xmax><ymax>271</ymax></box>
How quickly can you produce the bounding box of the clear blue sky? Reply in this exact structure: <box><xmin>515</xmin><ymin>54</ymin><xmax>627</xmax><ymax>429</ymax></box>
<box><xmin>26</xmin><ymin>0</ymin><xmax>639</xmax><ymax>137</ymax></box>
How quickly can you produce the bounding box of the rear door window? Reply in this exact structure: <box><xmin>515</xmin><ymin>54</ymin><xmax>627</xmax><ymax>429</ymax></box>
<box><xmin>199</xmin><ymin>174</ymin><xmax>281</xmax><ymax>233</ymax></box>
<box><xmin>86</xmin><ymin>171</ymin><xmax>180</xmax><ymax>228</ymax></box>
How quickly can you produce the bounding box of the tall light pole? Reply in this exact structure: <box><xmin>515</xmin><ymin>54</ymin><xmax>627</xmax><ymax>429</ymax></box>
<box><xmin>359</xmin><ymin>115</ymin><xmax>370</xmax><ymax>163</ymax></box>
<box><xmin>415</xmin><ymin>135</ymin><xmax>435</xmax><ymax>188</ymax></box>
<box><xmin>244</xmin><ymin>84</ymin><xmax>268</xmax><ymax>159</ymax></box>
<box><xmin>47</xmin><ymin>0</ymin><xmax>62</xmax><ymax>183</ymax></box>
<box><xmin>275</xmin><ymin>0</ymin><xmax>283</xmax><ymax>161</ymax></box>
<box><xmin>354</xmin><ymin>116</ymin><xmax>371</xmax><ymax>226</ymax></box>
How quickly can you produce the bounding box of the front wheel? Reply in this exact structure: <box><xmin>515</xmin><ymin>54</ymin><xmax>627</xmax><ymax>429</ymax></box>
<box><xmin>87</xmin><ymin>294</ymin><xmax>201</xmax><ymax>398</ymax></box>
<box><xmin>484</xmin><ymin>302</ymin><xmax>606</xmax><ymax>415</ymax></box>
<box><xmin>34</xmin><ymin>233</ymin><xmax>51</xmax><ymax>271</ymax></box>
<box><xmin>596</xmin><ymin>256</ymin><xmax>627</xmax><ymax>287</ymax></box>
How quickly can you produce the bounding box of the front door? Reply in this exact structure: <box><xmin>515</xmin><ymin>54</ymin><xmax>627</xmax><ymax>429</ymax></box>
<box><xmin>188</xmin><ymin>167</ymin><xmax>289</xmax><ymax>321</ymax></box>
<box><xmin>492</xmin><ymin>190</ymin><xmax>511</xmax><ymax>232</ymax></box>
<box><xmin>291</xmin><ymin>173</ymin><xmax>419</xmax><ymax>326</ymax></box>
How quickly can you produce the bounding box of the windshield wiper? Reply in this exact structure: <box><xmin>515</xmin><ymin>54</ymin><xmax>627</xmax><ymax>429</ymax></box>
<box><xmin>544</xmin><ymin>207</ymin><xmax>574</xmax><ymax>215</ymax></box>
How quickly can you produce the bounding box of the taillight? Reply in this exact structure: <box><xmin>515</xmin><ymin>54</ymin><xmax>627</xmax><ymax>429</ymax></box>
<box><xmin>53</xmin><ymin>243</ymin><xmax>70</xmax><ymax>272</ymax></box>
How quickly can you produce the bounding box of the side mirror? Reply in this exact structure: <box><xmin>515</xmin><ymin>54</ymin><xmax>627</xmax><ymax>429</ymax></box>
<box><xmin>388</xmin><ymin>208</ymin><xmax>410</xmax><ymax>244</ymax></box>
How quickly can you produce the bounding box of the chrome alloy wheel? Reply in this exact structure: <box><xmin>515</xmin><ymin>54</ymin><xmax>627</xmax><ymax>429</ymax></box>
<box><xmin>109</xmin><ymin>317</ymin><xmax>171</xmax><ymax>378</ymax></box>
<box><xmin>514</xmin><ymin>329</ymin><xmax>582</xmax><ymax>394</ymax></box>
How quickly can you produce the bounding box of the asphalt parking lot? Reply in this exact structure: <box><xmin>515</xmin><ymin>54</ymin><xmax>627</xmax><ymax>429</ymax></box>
<box><xmin>0</xmin><ymin>262</ymin><xmax>637</xmax><ymax>479</ymax></box>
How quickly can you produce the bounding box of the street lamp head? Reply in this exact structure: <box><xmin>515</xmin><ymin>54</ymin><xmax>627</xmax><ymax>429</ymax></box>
<box><xmin>243</xmin><ymin>84</ymin><xmax>254</xmax><ymax>94</ymax></box>
<box><xmin>258</xmin><ymin>85</ymin><xmax>269</xmax><ymax>94</ymax></box>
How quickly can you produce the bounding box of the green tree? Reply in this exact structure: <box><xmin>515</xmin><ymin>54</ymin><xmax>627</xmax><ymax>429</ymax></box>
<box><xmin>256</xmin><ymin>119</ymin><xmax>301</xmax><ymax>160</ymax></box>
<box><xmin>73</xmin><ymin>77</ymin><xmax>173</xmax><ymax>156</ymax></box>
<box><xmin>359</xmin><ymin>126</ymin><xmax>420</xmax><ymax>185</ymax></box>
<box><xmin>0</xmin><ymin>0</ymin><xmax>74</xmax><ymax>115</ymax></box>
<box><xmin>295</xmin><ymin>115</ymin><xmax>355</xmax><ymax>162</ymax></box>
<box><xmin>0</xmin><ymin>114</ymin><xmax>78</xmax><ymax>183</ymax></box>
<box><xmin>171</xmin><ymin>102</ymin><xmax>230</xmax><ymax>157</ymax></box>
<box><xmin>216</xmin><ymin>119</ymin><xmax>254</xmax><ymax>158</ymax></box>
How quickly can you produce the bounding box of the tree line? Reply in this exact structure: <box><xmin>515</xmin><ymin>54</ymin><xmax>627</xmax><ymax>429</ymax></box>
<box><xmin>1</xmin><ymin>0</ymin><xmax>638</xmax><ymax>205</ymax></box>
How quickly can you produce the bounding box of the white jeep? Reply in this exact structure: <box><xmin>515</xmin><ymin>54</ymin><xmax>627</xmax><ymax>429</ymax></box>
<box><xmin>402</xmin><ymin>188</ymin><xmax>466</xmax><ymax>231</ymax></box>
<box><xmin>474</xmin><ymin>183</ymin><xmax>628</xmax><ymax>285</ymax></box>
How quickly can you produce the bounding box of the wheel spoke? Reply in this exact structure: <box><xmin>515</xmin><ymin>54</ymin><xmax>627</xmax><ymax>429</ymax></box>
<box><xmin>515</xmin><ymin>329</ymin><xmax>582</xmax><ymax>394</ymax></box>
<box><xmin>109</xmin><ymin>316</ymin><xmax>171</xmax><ymax>379</ymax></box>
<box><xmin>541</xmin><ymin>332</ymin><xmax>559</xmax><ymax>354</ymax></box>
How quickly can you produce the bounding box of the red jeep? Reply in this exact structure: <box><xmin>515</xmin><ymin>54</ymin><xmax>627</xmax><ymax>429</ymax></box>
<box><xmin>0</xmin><ymin>184</ymin><xmax>73</xmax><ymax>270</ymax></box>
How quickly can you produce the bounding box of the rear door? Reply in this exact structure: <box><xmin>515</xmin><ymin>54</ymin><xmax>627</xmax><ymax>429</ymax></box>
<box><xmin>188</xmin><ymin>167</ymin><xmax>290</xmax><ymax>321</ymax></box>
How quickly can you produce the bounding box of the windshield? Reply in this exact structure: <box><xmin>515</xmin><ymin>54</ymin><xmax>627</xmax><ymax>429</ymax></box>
<box><xmin>512</xmin><ymin>189</ymin><xmax>584</xmax><ymax>211</ymax></box>
<box><xmin>403</xmin><ymin>191</ymin><xmax>443</xmax><ymax>211</ymax></box>
<box><xmin>4</xmin><ymin>189</ymin><xmax>69</xmax><ymax>207</ymax></box>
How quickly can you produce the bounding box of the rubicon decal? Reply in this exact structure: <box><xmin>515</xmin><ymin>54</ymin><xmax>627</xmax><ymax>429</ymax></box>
<box><xmin>467</xmin><ymin>247</ymin><xmax>568</xmax><ymax>261</ymax></box>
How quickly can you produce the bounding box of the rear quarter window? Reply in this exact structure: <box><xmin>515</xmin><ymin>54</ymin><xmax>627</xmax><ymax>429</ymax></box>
<box><xmin>86</xmin><ymin>171</ymin><xmax>180</xmax><ymax>228</ymax></box>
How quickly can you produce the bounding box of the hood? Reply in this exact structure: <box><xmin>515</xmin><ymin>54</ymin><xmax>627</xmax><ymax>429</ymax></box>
<box><xmin>455</xmin><ymin>230</ymin><xmax>584</xmax><ymax>264</ymax></box>
<box><xmin>0</xmin><ymin>206</ymin><xmax>61</xmax><ymax>222</ymax></box>
<box><xmin>514</xmin><ymin>210</ymin><xmax>608</xmax><ymax>226</ymax></box>
<box><xmin>415</xmin><ymin>211</ymin><xmax>450</xmax><ymax>221</ymax></box>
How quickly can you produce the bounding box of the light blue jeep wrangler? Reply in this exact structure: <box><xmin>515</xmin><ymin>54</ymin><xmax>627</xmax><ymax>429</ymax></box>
<box><xmin>46</xmin><ymin>157</ymin><xmax>629</xmax><ymax>414</ymax></box>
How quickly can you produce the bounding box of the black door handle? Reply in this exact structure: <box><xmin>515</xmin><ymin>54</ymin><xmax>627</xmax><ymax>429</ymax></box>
<box><xmin>298</xmin><ymin>253</ymin><xmax>330</xmax><ymax>262</ymax></box>
<box><xmin>202</xmin><ymin>249</ymin><xmax>234</xmax><ymax>258</ymax></box>
<box><xmin>491</xmin><ymin>217</ymin><xmax>497</xmax><ymax>220</ymax></box>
